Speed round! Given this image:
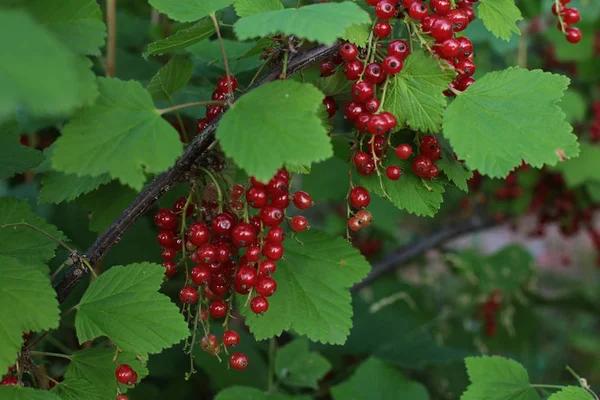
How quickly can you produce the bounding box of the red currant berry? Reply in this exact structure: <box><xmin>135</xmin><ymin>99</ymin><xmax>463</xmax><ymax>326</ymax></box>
<box><xmin>438</xmin><ymin>39</ymin><xmax>460</xmax><ymax>58</ymax></box>
<box><xmin>364</xmin><ymin>97</ymin><xmax>381</xmax><ymax>113</ymax></box>
<box><xmin>209</xmin><ymin>300</ymin><xmax>228</xmax><ymax>318</ymax></box>
<box><xmin>563</xmin><ymin>8</ymin><xmax>580</xmax><ymax>24</ymax></box>
<box><xmin>388</xmin><ymin>40</ymin><xmax>410</xmax><ymax>60</ymax></box>
<box><xmin>229</xmin><ymin>352</ymin><xmax>249</xmax><ymax>371</ymax></box>
<box><xmin>1</xmin><ymin>376</ymin><xmax>18</xmax><ymax>386</ymax></box>
<box><xmin>447</xmin><ymin>9</ymin><xmax>469</xmax><ymax>32</ymax></box>
<box><xmin>376</xmin><ymin>0</ymin><xmax>396</xmax><ymax>20</ymax></box>
<box><xmin>191</xmin><ymin>265</ymin><xmax>211</xmax><ymax>285</ymax></box>
<box><xmin>412</xmin><ymin>155</ymin><xmax>433</xmax><ymax>177</ymax></box>
<box><xmin>163</xmin><ymin>261</ymin><xmax>177</xmax><ymax>276</ymax></box>
<box><xmin>364</xmin><ymin>62</ymin><xmax>387</xmax><ymax>85</ymax></box>
<box><xmin>428</xmin><ymin>164</ymin><xmax>440</xmax><ymax>179</ymax></box>
<box><xmin>246</xmin><ymin>187</ymin><xmax>268</xmax><ymax>209</ymax></box>
<box><xmin>421</xmin><ymin>15</ymin><xmax>436</xmax><ymax>32</ymax></box>
<box><xmin>456</xmin><ymin>59</ymin><xmax>476</xmax><ymax>76</ymax></box>
<box><xmin>222</xmin><ymin>330</ymin><xmax>240</xmax><ymax>348</ymax></box>
<box><xmin>374</xmin><ymin>21</ymin><xmax>392</xmax><ymax>38</ymax></box>
<box><xmin>201</xmin><ymin>334</ymin><xmax>220</xmax><ymax>355</ymax></box>
<box><xmin>251</xmin><ymin>176</ymin><xmax>266</xmax><ymax>188</ymax></box>
<box><xmin>196</xmin><ymin>118</ymin><xmax>208</xmax><ymax>134</ymax></box>
<box><xmin>366</xmin><ymin>0</ymin><xmax>379</xmax><ymax>5</ymax></box>
<box><xmin>260</xmin><ymin>206</ymin><xmax>285</xmax><ymax>227</ymax></box>
<box><xmin>367</xmin><ymin>114</ymin><xmax>389</xmax><ymax>135</ymax></box>
<box><xmin>250</xmin><ymin>296</ymin><xmax>269</xmax><ymax>314</ymax></box>
<box><xmin>349</xmin><ymin>186</ymin><xmax>370</xmax><ymax>208</ymax></box>
<box><xmin>217</xmin><ymin>75</ymin><xmax>238</xmax><ymax>93</ymax></box>
<box><xmin>551</xmin><ymin>3</ymin><xmax>564</xmax><ymax>16</ymax></box>
<box><xmin>409</xmin><ymin>1</ymin><xmax>428</xmax><ymax>20</ymax></box>
<box><xmin>430</xmin><ymin>0</ymin><xmax>451</xmax><ymax>15</ymax></box>
<box><xmin>455</xmin><ymin>75</ymin><xmax>475</xmax><ymax>91</ymax></box>
<box><xmin>344</xmin><ymin>60</ymin><xmax>364</xmax><ymax>80</ymax></box>
<box><xmin>212</xmin><ymin>90</ymin><xmax>225</xmax><ymax>101</ymax></box>
<box><xmin>212</xmin><ymin>213</ymin><xmax>235</xmax><ymax>237</ymax></box>
<box><xmin>395</xmin><ymin>144</ymin><xmax>413</xmax><ymax>159</ymax></box>
<box><xmin>173</xmin><ymin>197</ymin><xmax>193</xmax><ymax>216</ymax></box>
<box><xmin>259</xmin><ymin>259</ymin><xmax>277</xmax><ymax>276</ymax></box>
<box><xmin>230</xmin><ymin>184</ymin><xmax>245</xmax><ymax>201</ymax></box>
<box><xmin>380</xmin><ymin>112</ymin><xmax>397</xmax><ymax>130</ymax></box>
<box><xmin>266</xmin><ymin>226</ymin><xmax>286</xmax><ymax>243</ymax></box>
<box><xmin>235</xmin><ymin>266</ymin><xmax>258</xmax><ymax>290</ymax></box>
<box><xmin>370</xmin><ymin>135</ymin><xmax>388</xmax><ymax>157</ymax></box>
<box><xmin>161</xmin><ymin>247</ymin><xmax>177</xmax><ymax>261</ymax></box>
<box><xmin>565</xmin><ymin>27</ymin><xmax>582</xmax><ymax>44</ymax></box>
<box><xmin>320</xmin><ymin>61</ymin><xmax>336</xmax><ymax>77</ymax></box>
<box><xmin>382</xmin><ymin>55</ymin><xmax>403</xmax><ymax>74</ymax></box>
<box><xmin>116</xmin><ymin>395</ymin><xmax>129</xmax><ymax>400</ymax></box>
<box><xmin>386</xmin><ymin>165</ymin><xmax>402</xmax><ymax>181</ymax></box>
<box><xmin>231</xmin><ymin>223</ymin><xmax>257</xmax><ymax>247</ymax></box>
<box><xmin>255</xmin><ymin>276</ymin><xmax>277</xmax><ymax>297</ymax></box>
<box><xmin>263</xmin><ymin>241</ymin><xmax>284</xmax><ymax>261</ymax></box>
<box><xmin>344</xmin><ymin>101</ymin><xmax>365</xmax><ymax>122</ymax></box>
<box><xmin>206</xmin><ymin>105</ymin><xmax>223</xmax><ymax>121</ymax></box>
<box><xmin>292</xmin><ymin>191</ymin><xmax>313</xmax><ymax>210</ymax></box>
<box><xmin>116</xmin><ymin>364</ymin><xmax>137</xmax><ymax>386</ymax></box>
<box><xmin>157</xmin><ymin>230</ymin><xmax>175</xmax><ymax>247</ymax></box>
<box><xmin>340</xmin><ymin>42</ymin><xmax>359</xmax><ymax>61</ymax></box>
<box><xmin>430</xmin><ymin>18</ymin><xmax>453</xmax><ymax>42</ymax></box>
<box><xmin>187</xmin><ymin>222</ymin><xmax>210</xmax><ymax>247</ymax></box>
<box><xmin>457</xmin><ymin>37</ymin><xmax>473</xmax><ymax>58</ymax></box>
<box><xmin>351</xmin><ymin>81</ymin><xmax>375</xmax><ymax>102</ymax></box>
<box><xmin>290</xmin><ymin>215</ymin><xmax>309</xmax><ymax>232</ymax></box>
<box><xmin>245</xmin><ymin>244</ymin><xmax>262</xmax><ymax>262</ymax></box>
<box><xmin>323</xmin><ymin>96</ymin><xmax>337</xmax><ymax>118</ymax></box>
<box><xmin>179</xmin><ymin>285</ymin><xmax>199</xmax><ymax>304</ymax></box>
<box><xmin>154</xmin><ymin>208</ymin><xmax>178</xmax><ymax>230</ymax></box>
<box><xmin>355</xmin><ymin>112</ymin><xmax>371</xmax><ymax>133</ymax></box>
<box><xmin>267</xmin><ymin>177</ymin><xmax>288</xmax><ymax>197</ymax></box>
<box><xmin>348</xmin><ymin>217</ymin><xmax>362</xmax><ymax>232</ymax></box>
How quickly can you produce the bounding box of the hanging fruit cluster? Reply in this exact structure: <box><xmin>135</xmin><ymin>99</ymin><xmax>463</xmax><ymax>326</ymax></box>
<box><xmin>318</xmin><ymin>0</ymin><xmax>478</xmax><ymax>234</ymax></box>
<box><xmin>551</xmin><ymin>0</ymin><xmax>582</xmax><ymax>44</ymax></box>
<box><xmin>154</xmin><ymin>165</ymin><xmax>314</xmax><ymax>370</ymax></box>
<box><xmin>196</xmin><ymin>75</ymin><xmax>238</xmax><ymax>133</ymax></box>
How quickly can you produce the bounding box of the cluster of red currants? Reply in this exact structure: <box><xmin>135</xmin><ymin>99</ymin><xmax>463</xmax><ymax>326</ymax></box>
<box><xmin>589</xmin><ymin>101</ymin><xmax>600</xmax><ymax>142</ymax></box>
<box><xmin>196</xmin><ymin>75</ymin><xmax>238</xmax><ymax>133</ymax></box>
<box><xmin>114</xmin><ymin>363</ymin><xmax>137</xmax><ymax>399</ymax></box>
<box><xmin>551</xmin><ymin>0</ymin><xmax>582</xmax><ymax>44</ymax></box>
<box><xmin>154</xmin><ymin>167</ymin><xmax>314</xmax><ymax>370</ymax></box>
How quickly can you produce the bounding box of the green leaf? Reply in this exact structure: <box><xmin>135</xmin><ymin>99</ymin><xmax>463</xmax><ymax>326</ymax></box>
<box><xmin>215</xmin><ymin>387</ymin><xmax>309</xmax><ymax>400</ymax></box>
<box><xmin>143</xmin><ymin>17</ymin><xmax>216</xmax><ymax>58</ymax></box>
<box><xmin>52</xmin><ymin>378</ymin><xmax>101</xmax><ymax>400</ymax></box>
<box><xmin>443</xmin><ymin>67</ymin><xmax>578</xmax><ymax>178</ymax></box>
<box><xmin>234</xmin><ymin>2</ymin><xmax>370</xmax><ymax>45</ymax></box>
<box><xmin>361</xmin><ymin>158</ymin><xmax>446</xmax><ymax>217</ymax></box>
<box><xmin>0</xmin><ymin>387</ymin><xmax>63</xmax><ymax>400</ymax></box>
<box><xmin>0</xmin><ymin>197</ymin><xmax>67</xmax><ymax>264</ymax></box>
<box><xmin>0</xmin><ymin>256</ymin><xmax>60</xmax><ymax>374</ymax></box>
<box><xmin>40</xmin><ymin>172</ymin><xmax>111</xmax><ymax>204</ymax></box>
<box><xmin>561</xmin><ymin>89</ymin><xmax>587</xmax><ymax>124</ymax></box>
<box><xmin>0</xmin><ymin>10</ymin><xmax>86</xmax><ymax>124</ymax></box>
<box><xmin>63</xmin><ymin>347</ymin><xmax>149</xmax><ymax>400</ymax></box>
<box><xmin>72</xmin><ymin>56</ymin><xmax>100</xmax><ymax>107</ymax></box>
<box><xmin>555</xmin><ymin>143</ymin><xmax>600</xmax><ymax>187</ymax></box>
<box><xmin>240</xmin><ymin>230</ymin><xmax>370</xmax><ymax>344</ymax></box>
<box><xmin>315</xmin><ymin>67</ymin><xmax>352</xmax><ymax>97</ymax></box>
<box><xmin>437</xmin><ymin>135</ymin><xmax>472</xmax><ymax>192</ymax></box>
<box><xmin>147</xmin><ymin>55</ymin><xmax>194</xmax><ymax>101</ymax></box>
<box><xmin>548</xmin><ymin>387</ymin><xmax>593</xmax><ymax>400</ymax></box>
<box><xmin>76</xmin><ymin>181</ymin><xmax>138</xmax><ymax>233</ymax></box>
<box><xmin>148</xmin><ymin>0</ymin><xmax>233</xmax><ymax>22</ymax></box>
<box><xmin>24</xmin><ymin>0</ymin><xmax>106</xmax><ymax>55</ymax></box>
<box><xmin>382</xmin><ymin>52</ymin><xmax>455</xmax><ymax>133</ymax></box>
<box><xmin>341</xmin><ymin>23</ymin><xmax>371</xmax><ymax>48</ymax></box>
<box><xmin>0</xmin><ymin>126</ymin><xmax>44</xmax><ymax>179</ymax></box>
<box><xmin>275</xmin><ymin>338</ymin><xmax>331</xmax><ymax>389</ymax></box>
<box><xmin>217</xmin><ymin>80</ymin><xmax>332</xmax><ymax>182</ymax></box>
<box><xmin>461</xmin><ymin>356</ymin><xmax>539</xmax><ymax>400</ymax></box>
<box><xmin>234</xmin><ymin>0</ymin><xmax>283</xmax><ymax>17</ymax></box>
<box><xmin>52</xmin><ymin>77</ymin><xmax>183</xmax><ymax>190</ymax></box>
<box><xmin>189</xmin><ymin>39</ymin><xmax>264</xmax><ymax>75</ymax></box>
<box><xmin>477</xmin><ymin>0</ymin><xmax>523</xmax><ymax>41</ymax></box>
<box><xmin>331</xmin><ymin>358</ymin><xmax>429</xmax><ymax>400</ymax></box>
<box><xmin>75</xmin><ymin>263</ymin><xmax>189</xmax><ymax>355</ymax></box>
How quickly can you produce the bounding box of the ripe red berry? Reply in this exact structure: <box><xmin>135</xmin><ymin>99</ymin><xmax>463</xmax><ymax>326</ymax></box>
<box><xmin>206</xmin><ymin>105</ymin><xmax>223</xmax><ymax>121</ymax></box>
<box><xmin>374</xmin><ymin>21</ymin><xmax>392</xmax><ymax>38</ymax></box>
<box><xmin>551</xmin><ymin>3</ymin><xmax>564</xmax><ymax>16</ymax></box>
<box><xmin>1</xmin><ymin>376</ymin><xmax>18</xmax><ymax>386</ymax></box>
<box><xmin>370</xmin><ymin>135</ymin><xmax>388</xmax><ymax>157</ymax></box>
<box><xmin>428</xmin><ymin>164</ymin><xmax>440</xmax><ymax>179</ymax></box>
<box><xmin>349</xmin><ymin>186</ymin><xmax>370</xmax><ymax>208</ymax></box>
<box><xmin>344</xmin><ymin>60</ymin><xmax>364</xmax><ymax>80</ymax></box>
<box><xmin>201</xmin><ymin>334</ymin><xmax>220</xmax><ymax>355</ymax></box>
<box><xmin>217</xmin><ymin>75</ymin><xmax>238</xmax><ymax>93</ymax></box>
<box><xmin>222</xmin><ymin>330</ymin><xmax>240</xmax><ymax>348</ymax></box>
<box><xmin>366</xmin><ymin>0</ymin><xmax>379</xmax><ymax>5</ymax></box>
<box><xmin>154</xmin><ymin>209</ymin><xmax>178</xmax><ymax>231</ymax></box>
<box><xmin>438</xmin><ymin>39</ymin><xmax>460</xmax><ymax>58</ymax></box>
<box><xmin>323</xmin><ymin>96</ymin><xmax>337</xmax><ymax>118</ymax></box>
<box><xmin>255</xmin><ymin>276</ymin><xmax>277</xmax><ymax>297</ymax></box>
<box><xmin>320</xmin><ymin>61</ymin><xmax>336</xmax><ymax>77</ymax></box>
<box><xmin>246</xmin><ymin>187</ymin><xmax>268</xmax><ymax>209</ymax></box>
<box><xmin>161</xmin><ymin>247</ymin><xmax>177</xmax><ymax>261</ymax></box>
<box><xmin>364</xmin><ymin>97</ymin><xmax>381</xmax><ymax>114</ymax></box>
<box><xmin>116</xmin><ymin>364</ymin><xmax>137</xmax><ymax>386</ymax></box>
<box><xmin>187</xmin><ymin>222</ymin><xmax>210</xmax><ymax>247</ymax></box>
<box><xmin>448</xmin><ymin>9</ymin><xmax>469</xmax><ymax>32</ymax></box>
<box><xmin>382</xmin><ymin>55</ymin><xmax>403</xmax><ymax>74</ymax></box>
<box><xmin>231</xmin><ymin>223</ymin><xmax>257</xmax><ymax>247</ymax></box>
<box><xmin>229</xmin><ymin>352</ymin><xmax>249</xmax><ymax>371</ymax></box>
<box><xmin>421</xmin><ymin>15</ymin><xmax>436</xmax><ymax>32</ymax></box>
<box><xmin>386</xmin><ymin>166</ymin><xmax>402</xmax><ymax>181</ymax></box>
<box><xmin>367</xmin><ymin>114</ymin><xmax>389</xmax><ymax>135</ymax></box>
<box><xmin>179</xmin><ymin>285</ymin><xmax>199</xmax><ymax>304</ymax></box>
<box><xmin>409</xmin><ymin>1</ymin><xmax>428</xmax><ymax>20</ymax></box>
<box><xmin>209</xmin><ymin>300</ymin><xmax>228</xmax><ymax>319</ymax></box>
<box><xmin>456</xmin><ymin>59</ymin><xmax>476</xmax><ymax>76</ymax></box>
<box><xmin>387</xmin><ymin>40</ymin><xmax>410</xmax><ymax>60</ymax></box>
<box><xmin>344</xmin><ymin>101</ymin><xmax>365</xmax><ymax>122</ymax></box>
<box><xmin>348</xmin><ymin>217</ymin><xmax>362</xmax><ymax>232</ymax></box>
<box><xmin>196</xmin><ymin>118</ymin><xmax>208</xmax><ymax>134</ymax></box>
<box><xmin>565</xmin><ymin>27</ymin><xmax>582</xmax><ymax>44</ymax></box>
<box><xmin>351</xmin><ymin>81</ymin><xmax>375</xmax><ymax>102</ymax></box>
<box><xmin>455</xmin><ymin>75</ymin><xmax>475</xmax><ymax>91</ymax></box>
<box><xmin>245</xmin><ymin>244</ymin><xmax>261</xmax><ymax>262</ymax></box>
<box><xmin>162</xmin><ymin>261</ymin><xmax>177</xmax><ymax>277</ymax></box>
<box><xmin>291</xmin><ymin>191</ymin><xmax>313</xmax><ymax>211</ymax></box>
<box><xmin>157</xmin><ymin>230</ymin><xmax>175</xmax><ymax>247</ymax></box>
<box><xmin>380</xmin><ymin>112</ymin><xmax>397</xmax><ymax>130</ymax></box>
<box><xmin>563</xmin><ymin>8</ymin><xmax>580</xmax><ymax>24</ymax></box>
<box><xmin>211</xmin><ymin>213</ymin><xmax>235</xmax><ymax>237</ymax></box>
<box><xmin>235</xmin><ymin>266</ymin><xmax>258</xmax><ymax>290</ymax></box>
<box><xmin>412</xmin><ymin>155</ymin><xmax>433</xmax><ymax>177</ymax></box>
<box><xmin>290</xmin><ymin>215</ymin><xmax>309</xmax><ymax>232</ymax></box>
<box><xmin>340</xmin><ymin>42</ymin><xmax>359</xmax><ymax>61</ymax></box>
<box><xmin>116</xmin><ymin>395</ymin><xmax>129</xmax><ymax>400</ymax></box>
<box><xmin>430</xmin><ymin>0</ymin><xmax>451</xmax><ymax>15</ymax></box>
<box><xmin>375</xmin><ymin>0</ymin><xmax>396</xmax><ymax>20</ymax></box>
<box><xmin>364</xmin><ymin>63</ymin><xmax>387</xmax><ymax>85</ymax></box>
<box><xmin>355</xmin><ymin>112</ymin><xmax>371</xmax><ymax>133</ymax></box>
<box><xmin>260</xmin><ymin>206</ymin><xmax>285</xmax><ymax>227</ymax></box>
<box><xmin>250</xmin><ymin>296</ymin><xmax>269</xmax><ymax>314</ymax></box>
<box><xmin>395</xmin><ymin>144</ymin><xmax>413</xmax><ymax>159</ymax></box>
<box><xmin>259</xmin><ymin>259</ymin><xmax>277</xmax><ymax>276</ymax></box>
<box><xmin>263</xmin><ymin>241</ymin><xmax>284</xmax><ymax>261</ymax></box>
<box><xmin>430</xmin><ymin>18</ymin><xmax>453</xmax><ymax>42</ymax></box>
<box><xmin>266</xmin><ymin>226</ymin><xmax>286</xmax><ymax>243</ymax></box>
<box><xmin>191</xmin><ymin>265</ymin><xmax>211</xmax><ymax>285</ymax></box>
<box><xmin>457</xmin><ymin>37</ymin><xmax>473</xmax><ymax>58</ymax></box>
<box><xmin>212</xmin><ymin>90</ymin><xmax>225</xmax><ymax>101</ymax></box>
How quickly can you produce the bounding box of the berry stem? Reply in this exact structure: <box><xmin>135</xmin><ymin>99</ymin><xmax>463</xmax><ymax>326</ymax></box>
<box><xmin>179</xmin><ymin>191</ymin><xmax>194</xmax><ymax>279</ymax></box>
<box><xmin>29</xmin><ymin>351</ymin><xmax>72</xmax><ymax>361</ymax></box>
<box><xmin>280</xmin><ymin>50</ymin><xmax>289</xmax><ymax>79</ymax></box>
<box><xmin>185</xmin><ymin>290</ymin><xmax>202</xmax><ymax>377</ymax></box>
<box><xmin>555</xmin><ymin>0</ymin><xmax>567</xmax><ymax>33</ymax></box>
<box><xmin>105</xmin><ymin>0</ymin><xmax>117</xmax><ymax>77</ymax></box>
<box><xmin>199</xmin><ymin>167</ymin><xmax>224</xmax><ymax>213</ymax></box>
<box><xmin>168</xmin><ymin>95</ymin><xmax>189</xmax><ymax>144</ymax></box>
<box><xmin>158</xmin><ymin>101</ymin><xmax>225</xmax><ymax>115</ymax></box>
<box><xmin>210</xmin><ymin>13</ymin><xmax>233</xmax><ymax>98</ymax></box>
<box><xmin>247</xmin><ymin>54</ymin><xmax>274</xmax><ymax>89</ymax></box>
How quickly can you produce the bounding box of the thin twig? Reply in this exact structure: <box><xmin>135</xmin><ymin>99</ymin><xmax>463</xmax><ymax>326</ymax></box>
<box><xmin>106</xmin><ymin>0</ymin><xmax>117</xmax><ymax>77</ymax></box>
<box><xmin>210</xmin><ymin>13</ymin><xmax>233</xmax><ymax>97</ymax></box>
<box><xmin>159</xmin><ymin>101</ymin><xmax>225</xmax><ymax>115</ymax></box>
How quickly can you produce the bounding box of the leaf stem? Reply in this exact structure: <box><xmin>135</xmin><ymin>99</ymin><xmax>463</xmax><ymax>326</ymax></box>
<box><xmin>29</xmin><ymin>351</ymin><xmax>72</xmax><ymax>361</ymax></box>
<box><xmin>105</xmin><ymin>0</ymin><xmax>117</xmax><ymax>77</ymax></box>
<box><xmin>280</xmin><ymin>50</ymin><xmax>289</xmax><ymax>79</ymax></box>
<box><xmin>210</xmin><ymin>13</ymin><xmax>233</xmax><ymax>98</ymax></box>
<box><xmin>247</xmin><ymin>54</ymin><xmax>274</xmax><ymax>89</ymax></box>
<box><xmin>168</xmin><ymin>95</ymin><xmax>189</xmax><ymax>144</ymax></box>
<box><xmin>158</xmin><ymin>101</ymin><xmax>225</xmax><ymax>115</ymax></box>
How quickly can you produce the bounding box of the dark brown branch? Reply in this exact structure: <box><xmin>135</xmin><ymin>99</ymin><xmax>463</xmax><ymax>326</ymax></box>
<box><xmin>352</xmin><ymin>216</ymin><xmax>498</xmax><ymax>292</ymax></box>
<box><xmin>54</xmin><ymin>42</ymin><xmax>341</xmax><ymax>304</ymax></box>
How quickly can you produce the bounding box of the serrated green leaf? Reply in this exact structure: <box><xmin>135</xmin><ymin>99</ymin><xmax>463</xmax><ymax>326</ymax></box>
<box><xmin>548</xmin><ymin>387</ymin><xmax>593</xmax><ymax>400</ymax></box>
<box><xmin>76</xmin><ymin>181</ymin><xmax>138</xmax><ymax>233</ymax></box>
<box><xmin>52</xmin><ymin>77</ymin><xmax>183</xmax><ymax>190</ymax></box>
<box><xmin>52</xmin><ymin>378</ymin><xmax>101</xmax><ymax>400</ymax></box>
<box><xmin>361</xmin><ymin>158</ymin><xmax>445</xmax><ymax>217</ymax></box>
<box><xmin>215</xmin><ymin>386</ymin><xmax>310</xmax><ymax>400</ymax></box>
<box><xmin>331</xmin><ymin>358</ymin><xmax>429</xmax><ymax>400</ymax></box>
<box><xmin>234</xmin><ymin>0</ymin><xmax>283</xmax><ymax>17</ymax></box>
<box><xmin>275</xmin><ymin>338</ymin><xmax>331</xmax><ymax>389</ymax></box>
<box><xmin>561</xmin><ymin>89</ymin><xmax>587</xmax><ymax>124</ymax></box>
<box><xmin>234</xmin><ymin>2</ymin><xmax>370</xmax><ymax>45</ymax></box>
<box><xmin>555</xmin><ymin>143</ymin><xmax>600</xmax><ymax>187</ymax></box>
<box><xmin>0</xmin><ymin>256</ymin><xmax>60</xmax><ymax>374</ymax></box>
<box><xmin>72</xmin><ymin>56</ymin><xmax>100</xmax><ymax>107</ymax></box>
<box><xmin>443</xmin><ymin>67</ymin><xmax>578</xmax><ymax>178</ymax></box>
<box><xmin>0</xmin><ymin>197</ymin><xmax>67</xmax><ymax>264</ymax></box>
<box><xmin>217</xmin><ymin>80</ymin><xmax>332</xmax><ymax>182</ymax></box>
<box><xmin>383</xmin><ymin>52</ymin><xmax>455</xmax><ymax>133</ymax></box>
<box><xmin>477</xmin><ymin>0</ymin><xmax>523</xmax><ymax>41</ymax></box>
<box><xmin>39</xmin><ymin>171</ymin><xmax>111</xmax><ymax>204</ymax></box>
<box><xmin>0</xmin><ymin>127</ymin><xmax>44</xmax><ymax>179</ymax></box>
<box><xmin>285</xmin><ymin>163</ymin><xmax>311</xmax><ymax>174</ymax></box>
<box><xmin>189</xmin><ymin>39</ymin><xmax>263</xmax><ymax>75</ymax></box>
<box><xmin>0</xmin><ymin>387</ymin><xmax>63</xmax><ymax>400</ymax></box>
<box><xmin>437</xmin><ymin>135</ymin><xmax>472</xmax><ymax>192</ymax></box>
<box><xmin>75</xmin><ymin>263</ymin><xmax>189</xmax><ymax>355</ymax></box>
<box><xmin>0</xmin><ymin>10</ymin><xmax>85</xmax><ymax>124</ymax></box>
<box><xmin>25</xmin><ymin>0</ymin><xmax>106</xmax><ymax>55</ymax></box>
<box><xmin>144</xmin><ymin>17</ymin><xmax>216</xmax><ymax>58</ymax></box>
<box><xmin>240</xmin><ymin>230</ymin><xmax>370</xmax><ymax>344</ymax></box>
<box><xmin>149</xmin><ymin>0</ymin><xmax>233</xmax><ymax>22</ymax></box>
<box><xmin>315</xmin><ymin>67</ymin><xmax>352</xmax><ymax>97</ymax></box>
<box><xmin>63</xmin><ymin>348</ymin><xmax>149</xmax><ymax>400</ymax></box>
<box><xmin>147</xmin><ymin>56</ymin><xmax>193</xmax><ymax>101</ymax></box>
<box><xmin>341</xmin><ymin>23</ymin><xmax>371</xmax><ymax>48</ymax></box>
<box><xmin>461</xmin><ymin>356</ymin><xmax>539</xmax><ymax>400</ymax></box>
